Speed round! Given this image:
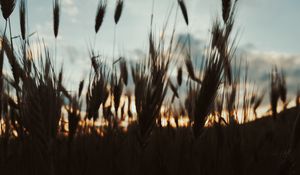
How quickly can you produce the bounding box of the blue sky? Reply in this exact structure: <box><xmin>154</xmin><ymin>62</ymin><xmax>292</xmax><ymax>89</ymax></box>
<box><xmin>3</xmin><ymin>0</ymin><xmax>300</xmax><ymax>53</ymax></box>
<box><xmin>1</xmin><ymin>0</ymin><xmax>300</xmax><ymax>95</ymax></box>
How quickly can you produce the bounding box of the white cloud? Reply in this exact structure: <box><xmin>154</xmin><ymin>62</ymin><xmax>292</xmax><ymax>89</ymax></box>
<box><xmin>62</xmin><ymin>0</ymin><xmax>79</xmax><ymax>17</ymax></box>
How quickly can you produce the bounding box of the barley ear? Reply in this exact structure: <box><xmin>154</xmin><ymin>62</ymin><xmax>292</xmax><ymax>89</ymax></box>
<box><xmin>19</xmin><ymin>0</ymin><xmax>26</xmax><ymax>40</ymax></box>
<box><xmin>0</xmin><ymin>0</ymin><xmax>16</xmax><ymax>20</ymax></box>
<box><xmin>95</xmin><ymin>0</ymin><xmax>107</xmax><ymax>33</ymax></box>
<box><xmin>53</xmin><ymin>0</ymin><xmax>60</xmax><ymax>38</ymax></box>
<box><xmin>177</xmin><ymin>67</ymin><xmax>182</xmax><ymax>86</ymax></box>
<box><xmin>78</xmin><ymin>80</ymin><xmax>84</xmax><ymax>98</ymax></box>
<box><xmin>222</xmin><ymin>0</ymin><xmax>232</xmax><ymax>23</ymax></box>
<box><xmin>114</xmin><ymin>0</ymin><xmax>124</xmax><ymax>24</ymax></box>
<box><xmin>120</xmin><ymin>59</ymin><xmax>128</xmax><ymax>85</ymax></box>
<box><xmin>177</xmin><ymin>0</ymin><xmax>189</xmax><ymax>25</ymax></box>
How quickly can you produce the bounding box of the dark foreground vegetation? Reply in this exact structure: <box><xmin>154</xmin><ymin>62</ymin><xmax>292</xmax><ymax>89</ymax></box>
<box><xmin>2</xmin><ymin>107</ymin><xmax>300</xmax><ymax>175</ymax></box>
<box><xmin>0</xmin><ymin>0</ymin><xmax>299</xmax><ymax>175</ymax></box>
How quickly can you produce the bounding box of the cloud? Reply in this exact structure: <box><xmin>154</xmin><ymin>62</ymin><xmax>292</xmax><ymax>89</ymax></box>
<box><xmin>62</xmin><ymin>0</ymin><xmax>79</xmax><ymax>18</ymax></box>
<box><xmin>240</xmin><ymin>48</ymin><xmax>300</xmax><ymax>96</ymax></box>
<box><xmin>175</xmin><ymin>33</ymin><xmax>206</xmax><ymax>66</ymax></box>
<box><xmin>64</xmin><ymin>45</ymin><xmax>82</xmax><ymax>63</ymax></box>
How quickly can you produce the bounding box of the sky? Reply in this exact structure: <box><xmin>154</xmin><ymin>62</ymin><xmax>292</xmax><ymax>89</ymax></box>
<box><xmin>1</xmin><ymin>0</ymin><xmax>300</xmax><ymax>98</ymax></box>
